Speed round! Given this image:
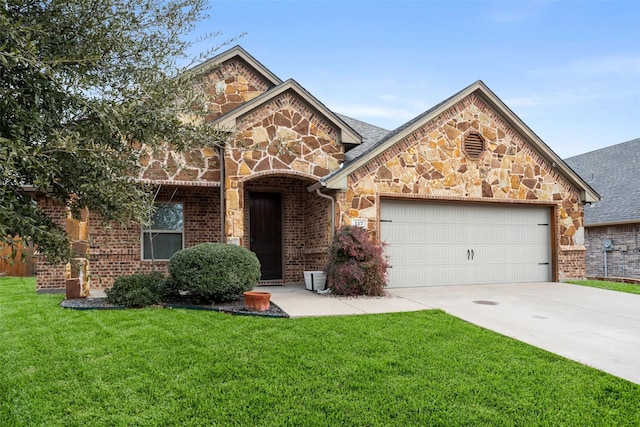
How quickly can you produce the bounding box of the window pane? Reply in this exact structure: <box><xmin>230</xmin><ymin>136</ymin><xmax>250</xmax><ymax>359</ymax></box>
<box><xmin>143</xmin><ymin>233</ymin><xmax>182</xmax><ymax>260</ymax></box>
<box><xmin>148</xmin><ymin>204</ymin><xmax>183</xmax><ymax>231</ymax></box>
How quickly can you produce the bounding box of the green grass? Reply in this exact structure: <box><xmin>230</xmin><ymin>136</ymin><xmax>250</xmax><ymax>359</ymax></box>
<box><xmin>1</xmin><ymin>278</ymin><xmax>639</xmax><ymax>426</ymax></box>
<box><xmin>567</xmin><ymin>279</ymin><xmax>640</xmax><ymax>295</ymax></box>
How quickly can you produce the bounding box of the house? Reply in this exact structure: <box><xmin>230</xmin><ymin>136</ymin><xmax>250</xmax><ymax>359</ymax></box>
<box><xmin>35</xmin><ymin>46</ymin><xmax>599</xmax><ymax>291</ymax></box>
<box><xmin>565</xmin><ymin>138</ymin><xmax>640</xmax><ymax>279</ymax></box>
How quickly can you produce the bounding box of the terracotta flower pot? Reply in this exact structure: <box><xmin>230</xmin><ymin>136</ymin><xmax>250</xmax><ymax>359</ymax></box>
<box><xmin>243</xmin><ymin>291</ymin><xmax>271</xmax><ymax>312</ymax></box>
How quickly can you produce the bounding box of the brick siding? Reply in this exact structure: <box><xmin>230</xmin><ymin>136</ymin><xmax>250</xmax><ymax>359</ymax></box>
<box><xmin>558</xmin><ymin>247</ymin><xmax>586</xmax><ymax>281</ymax></box>
<box><xmin>243</xmin><ymin>175</ymin><xmax>331</xmax><ymax>284</ymax></box>
<box><xmin>37</xmin><ymin>186</ymin><xmax>221</xmax><ymax>290</ymax></box>
<box><xmin>34</xmin><ymin>198</ymin><xmax>68</xmax><ymax>290</ymax></box>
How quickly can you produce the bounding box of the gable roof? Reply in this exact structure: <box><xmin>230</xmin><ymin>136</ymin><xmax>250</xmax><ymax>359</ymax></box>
<box><xmin>186</xmin><ymin>45</ymin><xmax>283</xmax><ymax>86</ymax></box>
<box><xmin>565</xmin><ymin>138</ymin><xmax>640</xmax><ymax>226</ymax></box>
<box><xmin>213</xmin><ymin>78</ymin><xmax>363</xmax><ymax>145</ymax></box>
<box><xmin>313</xmin><ymin>80</ymin><xmax>600</xmax><ymax>204</ymax></box>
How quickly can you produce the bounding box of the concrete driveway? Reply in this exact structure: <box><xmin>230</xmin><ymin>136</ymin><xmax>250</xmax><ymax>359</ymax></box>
<box><xmin>267</xmin><ymin>282</ymin><xmax>640</xmax><ymax>384</ymax></box>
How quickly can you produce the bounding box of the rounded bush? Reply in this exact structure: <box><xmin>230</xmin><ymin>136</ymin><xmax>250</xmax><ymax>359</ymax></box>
<box><xmin>105</xmin><ymin>272</ymin><xmax>164</xmax><ymax>307</ymax></box>
<box><xmin>167</xmin><ymin>242</ymin><xmax>261</xmax><ymax>303</ymax></box>
<box><xmin>325</xmin><ymin>226</ymin><xmax>389</xmax><ymax>296</ymax></box>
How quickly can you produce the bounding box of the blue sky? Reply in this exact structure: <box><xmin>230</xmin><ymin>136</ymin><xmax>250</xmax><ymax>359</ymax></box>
<box><xmin>189</xmin><ymin>0</ymin><xmax>639</xmax><ymax>158</ymax></box>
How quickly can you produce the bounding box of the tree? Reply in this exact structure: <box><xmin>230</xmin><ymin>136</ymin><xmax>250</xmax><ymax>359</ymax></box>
<box><xmin>0</xmin><ymin>0</ymin><xmax>232</xmax><ymax>265</ymax></box>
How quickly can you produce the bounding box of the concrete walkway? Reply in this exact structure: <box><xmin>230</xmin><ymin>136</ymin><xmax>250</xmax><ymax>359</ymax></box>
<box><xmin>264</xmin><ymin>282</ymin><xmax>640</xmax><ymax>385</ymax></box>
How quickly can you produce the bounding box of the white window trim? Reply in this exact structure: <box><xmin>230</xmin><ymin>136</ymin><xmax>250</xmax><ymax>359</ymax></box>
<box><xmin>141</xmin><ymin>203</ymin><xmax>185</xmax><ymax>261</ymax></box>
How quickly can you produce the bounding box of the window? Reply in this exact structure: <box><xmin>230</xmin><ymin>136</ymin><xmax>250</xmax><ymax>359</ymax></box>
<box><xmin>142</xmin><ymin>203</ymin><xmax>184</xmax><ymax>260</ymax></box>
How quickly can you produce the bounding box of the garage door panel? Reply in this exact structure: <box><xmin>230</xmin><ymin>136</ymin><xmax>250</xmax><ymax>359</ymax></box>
<box><xmin>380</xmin><ymin>201</ymin><xmax>551</xmax><ymax>287</ymax></box>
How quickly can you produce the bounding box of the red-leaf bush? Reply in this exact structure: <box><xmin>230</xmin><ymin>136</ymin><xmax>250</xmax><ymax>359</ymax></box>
<box><xmin>325</xmin><ymin>225</ymin><xmax>389</xmax><ymax>296</ymax></box>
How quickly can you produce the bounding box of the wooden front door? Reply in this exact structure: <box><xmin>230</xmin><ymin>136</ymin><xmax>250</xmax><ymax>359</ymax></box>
<box><xmin>249</xmin><ymin>192</ymin><xmax>283</xmax><ymax>280</ymax></box>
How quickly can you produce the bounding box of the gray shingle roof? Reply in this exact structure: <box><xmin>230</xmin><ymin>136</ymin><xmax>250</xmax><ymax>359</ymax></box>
<box><xmin>336</xmin><ymin>114</ymin><xmax>390</xmax><ymax>161</ymax></box>
<box><xmin>565</xmin><ymin>138</ymin><xmax>640</xmax><ymax>225</ymax></box>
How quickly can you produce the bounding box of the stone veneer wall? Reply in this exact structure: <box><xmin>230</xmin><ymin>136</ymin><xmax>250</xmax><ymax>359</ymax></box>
<box><xmin>136</xmin><ymin>56</ymin><xmax>275</xmax><ymax>187</ymax></box>
<box><xmin>36</xmin><ymin>186</ymin><xmax>221</xmax><ymax>290</ymax></box>
<box><xmin>584</xmin><ymin>224</ymin><xmax>640</xmax><ymax>279</ymax></box>
<box><xmin>137</xmin><ymin>145</ymin><xmax>221</xmax><ymax>185</ymax></box>
<box><xmin>199</xmin><ymin>58</ymin><xmax>273</xmax><ymax>119</ymax></box>
<box><xmin>243</xmin><ymin>176</ymin><xmax>331</xmax><ymax>284</ymax></box>
<box><xmin>229</xmin><ymin>92</ymin><xmax>343</xmax><ymax>178</ymax></box>
<box><xmin>339</xmin><ymin>94</ymin><xmax>586</xmax><ymax>279</ymax></box>
<box><xmin>225</xmin><ymin>93</ymin><xmax>344</xmax><ymax>244</ymax></box>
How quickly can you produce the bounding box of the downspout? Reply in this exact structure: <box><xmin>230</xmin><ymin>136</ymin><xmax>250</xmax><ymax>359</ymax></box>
<box><xmin>219</xmin><ymin>144</ymin><xmax>226</xmax><ymax>243</ymax></box>
<box><xmin>315</xmin><ymin>187</ymin><xmax>335</xmax><ymax>240</ymax></box>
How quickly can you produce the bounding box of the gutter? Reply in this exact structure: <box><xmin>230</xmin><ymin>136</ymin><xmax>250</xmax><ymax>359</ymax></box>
<box><xmin>315</xmin><ymin>186</ymin><xmax>335</xmax><ymax>240</ymax></box>
<box><xmin>219</xmin><ymin>145</ymin><xmax>226</xmax><ymax>243</ymax></box>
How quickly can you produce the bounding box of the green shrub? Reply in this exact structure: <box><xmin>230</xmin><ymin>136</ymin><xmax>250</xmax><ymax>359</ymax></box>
<box><xmin>167</xmin><ymin>242</ymin><xmax>261</xmax><ymax>303</ymax></box>
<box><xmin>157</xmin><ymin>277</ymin><xmax>180</xmax><ymax>301</ymax></box>
<box><xmin>105</xmin><ymin>272</ymin><xmax>164</xmax><ymax>307</ymax></box>
<box><xmin>326</xmin><ymin>226</ymin><xmax>389</xmax><ymax>296</ymax></box>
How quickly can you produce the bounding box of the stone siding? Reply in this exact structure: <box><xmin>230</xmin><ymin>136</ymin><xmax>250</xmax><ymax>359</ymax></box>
<box><xmin>199</xmin><ymin>58</ymin><xmax>273</xmax><ymax>119</ymax></box>
<box><xmin>138</xmin><ymin>145</ymin><xmax>221</xmax><ymax>185</ymax></box>
<box><xmin>136</xmin><ymin>56</ymin><xmax>275</xmax><ymax>187</ymax></box>
<box><xmin>340</xmin><ymin>94</ymin><xmax>586</xmax><ymax>279</ymax></box>
<box><xmin>225</xmin><ymin>93</ymin><xmax>343</xmax><ymax>244</ymax></box>
<box><xmin>584</xmin><ymin>224</ymin><xmax>640</xmax><ymax>279</ymax></box>
<box><xmin>229</xmin><ymin>92</ymin><xmax>343</xmax><ymax>178</ymax></box>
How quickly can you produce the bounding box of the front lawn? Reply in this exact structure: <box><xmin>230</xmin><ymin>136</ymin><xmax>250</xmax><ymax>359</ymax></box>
<box><xmin>1</xmin><ymin>277</ymin><xmax>639</xmax><ymax>426</ymax></box>
<box><xmin>567</xmin><ymin>279</ymin><xmax>640</xmax><ymax>295</ymax></box>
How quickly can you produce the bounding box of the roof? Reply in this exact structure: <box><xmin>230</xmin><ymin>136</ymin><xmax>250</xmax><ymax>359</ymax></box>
<box><xmin>565</xmin><ymin>138</ymin><xmax>640</xmax><ymax>226</ymax></box>
<box><xmin>336</xmin><ymin>114</ymin><xmax>390</xmax><ymax>159</ymax></box>
<box><xmin>213</xmin><ymin>78</ymin><xmax>363</xmax><ymax>145</ymax></box>
<box><xmin>185</xmin><ymin>45</ymin><xmax>282</xmax><ymax>86</ymax></box>
<box><xmin>313</xmin><ymin>80</ymin><xmax>600</xmax><ymax>204</ymax></box>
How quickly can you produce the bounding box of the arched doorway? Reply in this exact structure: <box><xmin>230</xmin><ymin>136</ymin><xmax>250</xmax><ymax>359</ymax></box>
<box><xmin>242</xmin><ymin>174</ymin><xmax>332</xmax><ymax>284</ymax></box>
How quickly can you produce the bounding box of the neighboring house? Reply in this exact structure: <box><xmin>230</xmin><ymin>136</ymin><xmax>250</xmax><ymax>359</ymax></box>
<box><xmin>36</xmin><ymin>46</ymin><xmax>599</xmax><ymax>291</ymax></box>
<box><xmin>565</xmin><ymin>138</ymin><xmax>640</xmax><ymax>279</ymax></box>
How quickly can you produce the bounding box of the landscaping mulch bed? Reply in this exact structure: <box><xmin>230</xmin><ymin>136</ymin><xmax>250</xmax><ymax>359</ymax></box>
<box><xmin>61</xmin><ymin>297</ymin><xmax>289</xmax><ymax>318</ymax></box>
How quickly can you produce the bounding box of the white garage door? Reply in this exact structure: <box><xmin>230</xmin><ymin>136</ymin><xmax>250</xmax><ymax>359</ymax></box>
<box><xmin>380</xmin><ymin>200</ymin><xmax>551</xmax><ymax>287</ymax></box>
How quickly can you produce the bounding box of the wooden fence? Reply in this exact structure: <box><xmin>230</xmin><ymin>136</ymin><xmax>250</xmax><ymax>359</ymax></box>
<box><xmin>1</xmin><ymin>238</ymin><xmax>37</xmax><ymax>277</ymax></box>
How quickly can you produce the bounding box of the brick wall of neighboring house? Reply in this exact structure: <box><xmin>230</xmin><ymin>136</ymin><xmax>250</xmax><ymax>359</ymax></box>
<box><xmin>584</xmin><ymin>224</ymin><xmax>640</xmax><ymax>279</ymax></box>
<box><xmin>339</xmin><ymin>94</ymin><xmax>588</xmax><ymax>280</ymax></box>
<box><xmin>36</xmin><ymin>186</ymin><xmax>221</xmax><ymax>290</ymax></box>
<box><xmin>243</xmin><ymin>176</ymin><xmax>331</xmax><ymax>284</ymax></box>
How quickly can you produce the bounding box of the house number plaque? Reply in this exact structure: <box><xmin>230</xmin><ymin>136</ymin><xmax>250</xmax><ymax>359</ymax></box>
<box><xmin>351</xmin><ymin>218</ymin><xmax>368</xmax><ymax>228</ymax></box>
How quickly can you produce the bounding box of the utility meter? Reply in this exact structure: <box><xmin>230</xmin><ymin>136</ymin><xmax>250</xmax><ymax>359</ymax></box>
<box><xmin>603</xmin><ymin>239</ymin><xmax>614</xmax><ymax>252</ymax></box>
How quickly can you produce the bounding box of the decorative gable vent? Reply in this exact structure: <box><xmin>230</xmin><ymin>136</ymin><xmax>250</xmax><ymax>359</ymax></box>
<box><xmin>463</xmin><ymin>132</ymin><xmax>485</xmax><ymax>159</ymax></box>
